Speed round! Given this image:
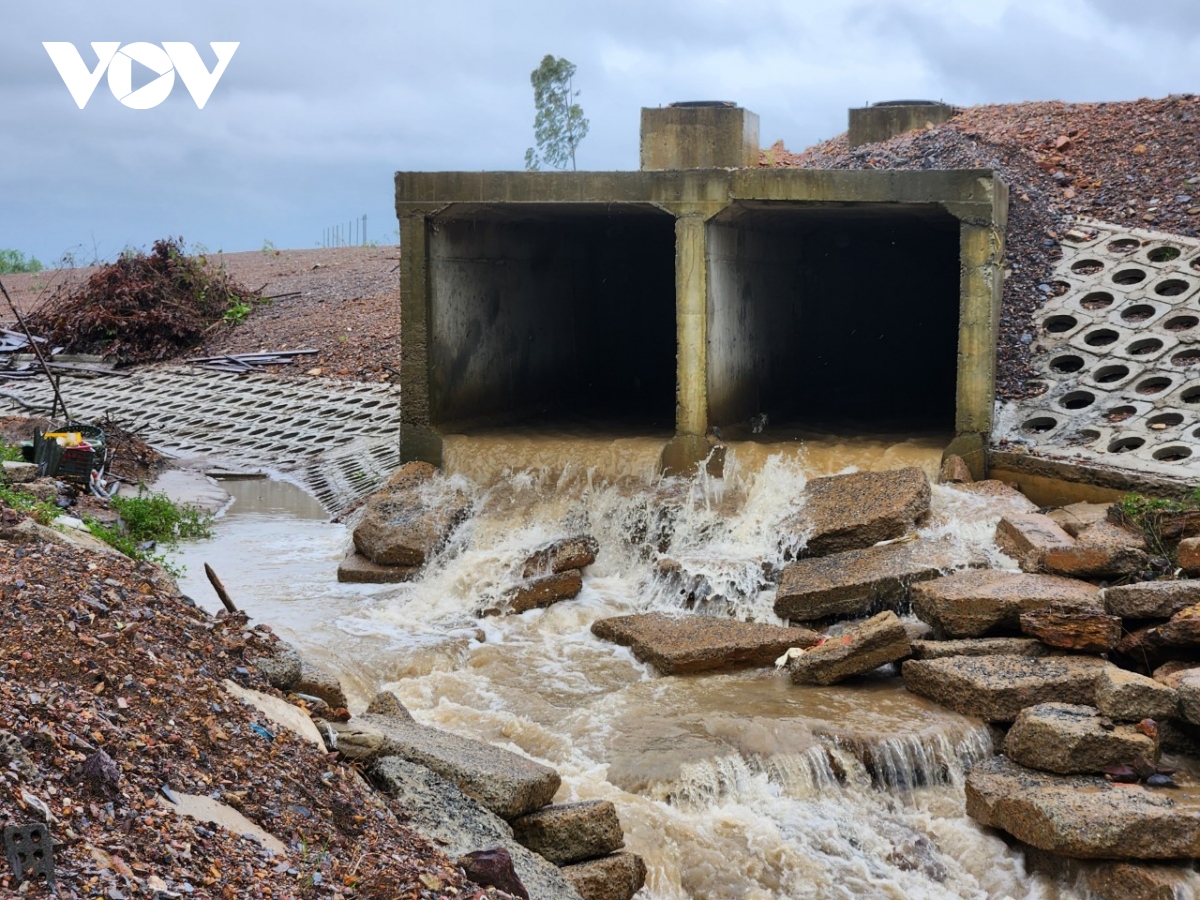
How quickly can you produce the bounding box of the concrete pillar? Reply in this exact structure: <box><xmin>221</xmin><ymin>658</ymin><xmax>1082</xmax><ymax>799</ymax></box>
<box><xmin>641</xmin><ymin>104</ymin><xmax>759</xmax><ymax>170</ymax></box>
<box><xmin>662</xmin><ymin>213</ymin><xmax>711</xmax><ymax>474</ymax></box>
<box><xmin>848</xmin><ymin>102</ymin><xmax>956</xmax><ymax>149</ymax></box>
<box><xmin>955</xmin><ymin>219</ymin><xmax>1005</xmax><ymax>460</ymax></box>
<box><xmin>398</xmin><ymin>212</ymin><xmax>443</xmax><ymax>466</ymax></box>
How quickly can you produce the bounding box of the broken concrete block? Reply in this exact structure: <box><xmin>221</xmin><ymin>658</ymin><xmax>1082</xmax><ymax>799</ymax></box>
<box><xmin>995</xmin><ymin>513</ymin><xmax>1075</xmax><ymax>572</ymax></box>
<box><xmin>780</xmin><ymin>467</ymin><xmax>931</xmax><ymax>557</ymax></box>
<box><xmin>1004</xmin><ymin>703</ymin><xmax>1157</xmax><ymax>775</ymax></box>
<box><xmin>1042</xmin><ymin>521</ymin><xmax>1150</xmax><ymax>579</ymax></box>
<box><xmin>1</xmin><ymin>460</ymin><xmax>37</xmax><ymax>484</ymax></box>
<box><xmin>1047</xmin><ymin>502</ymin><xmax>1113</xmax><ymax>538</ymax></box>
<box><xmin>352</xmin><ymin>461</ymin><xmax>470</xmax><ymax>566</ymax></box>
<box><xmin>774</xmin><ymin>540</ymin><xmax>952</xmax><ymax>622</ymax></box>
<box><xmin>591</xmin><ymin>612</ymin><xmax>819</xmax><ymax>675</ymax></box>
<box><xmin>789</xmin><ymin>611</ymin><xmax>911</xmax><ymax>686</ymax></box>
<box><xmin>560</xmin><ymin>852</ymin><xmax>647</xmax><ymax>900</ymax></box>
<box><xmin>1104</xmin><ymin>580</ymin><xmax>1200</xmax><ymax>619</ymax></box>
<box><xmin>521</xmin><ymin>535</ymin><xmax>598</xmax><ymax>578</ymax></box>
<box><xmin>1095</xmin><ymin>666</ymin><xmax>1178</xmax><ymax>722</ymax></box>
<box><xmin>902</xmin><ymin>654</ymin><xmax>1108</xmax><ymax>722</ymax></box>
<box><xmin>912</xmin><ymin>569</ymin><xmax>1101</xmax><ymax>638</ymax></box>
<box><xmin>1019</xmin><ymin>605</ymin><xmax>1122</xmax><ymax>653</ymax></box>
<box><xmin>510</xmin><ymin>800</ymin><xmax>624</xmax><ymax>865</ymax></box>
<box><xmin>502</xmin><ymin>570</ymin><xmax>584</xmax><ymax>615</ymax></box>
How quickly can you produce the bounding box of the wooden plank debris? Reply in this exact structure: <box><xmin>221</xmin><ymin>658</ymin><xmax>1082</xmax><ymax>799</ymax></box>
<box><xmin>184</xmin><ymin>349</ymin><xmax>318</xmax><ymax>374</ymax></box>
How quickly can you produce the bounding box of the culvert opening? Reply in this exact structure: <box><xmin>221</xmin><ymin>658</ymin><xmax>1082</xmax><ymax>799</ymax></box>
<box><xmin>705</xmin><ymin>202</ymin><xmax>961</xmax><ymax>430</ymax></box>
<box><xmin>427</xmin><ymin>203</ymin><xmax>677</xmax><ymax>430</ymax></box>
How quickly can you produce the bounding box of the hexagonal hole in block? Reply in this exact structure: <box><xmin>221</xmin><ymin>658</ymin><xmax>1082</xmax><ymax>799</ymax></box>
<box><xmin>1084</xmin><ymin>328</ymin><xmax>1120</xmax><ymax>347</ymax></box>
<box><xmin>1107</xmin><ymin>238</ymin><xmax>1141</xmax><ymax>254</ymax></box>
<box><xmin>1050</xmin><ymin>354</ymin><xmax>1086</xmax><ymax>374</ymax></box>
<box><xmin>1071</xmin><ymin>259</ymin><xmax>1105</xmax><ymax>275</ymax></box>
<box><xmin>1093</xmin><ymin>364</ymin><xmax>1131</xmax><ymax>384</ymax></box>
<box><xmin>1079</xmin><ymin>291</ymin><xmax>1114</xmax><ymax>310</ymax></box>
<box><xmin>1146</xmin><ymin>412</ymin><xmax>1185</xmax><ymax>431</ymax></box>
<box><xmin>1113</xmin><ymin>267</ymin><xmax>1148</xmax><ymax>286</ymax></box>
<box><xmin>1148</xmin><ymin>245</ymin><xmax>1182</xmax><ymax>263</ymax></box>
<box><xmin>1105</xmin><ymin>404</ymin><xmax>1139</xmax><ymax>423</ymax></box>
<box><xmin>1127</xmin><ymin>337</ymin><xmax>1165</xmax><ymax>356</ymax></box>
<box><xmin>1136</xmin><ymin>376</ymin><xmax>1174</xmax><ymax>395</ymax></box>
<box><xmin>1153</xmin><ymin>445</ymin><xmax>1192</xmax><ymax>462</ymax></box>
<box><xmin>1172</xmin><ymin>349</ymin><xmax>1200</xmax><ymax>367</ymax></box>
<box><xmin>1120</xmin><ymin>303</ymin><xmax>1157</xmax><ymax>323</ymax></box>
<box><xmin>1021</xmin><ymin>416</ymin><xmax>1058</xmax><ymax>436</ymax></box>
<box><xmin>1108</xmin><ymin>435</ymin><xmax>1146</xmax><ymax>453</ymax></box>
<box><xmin>1164</xmin><ymin>314</ymin><xmax>1199</xmax><ymax>332</ymax></box>
<box><xmin>1045</xmin><ymin>314</ymin><xmax>1080</xmax><ymax>334</ymax></box>
<box><xmin>1155</xmin><ymin>278</ymin><xmax>1193</xmax><ymax>298</ymax></box>
<box><xmin>1058</xmin><ymin>390</ymin><xmax>1097</xmax><ymax>410</ymax></box>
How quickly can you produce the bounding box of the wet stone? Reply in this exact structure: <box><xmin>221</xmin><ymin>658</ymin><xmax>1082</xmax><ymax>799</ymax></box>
<box><xmin>352</xmin><ymin>461</ymin><xmax>470</xmax><ymax>566</ymax></box>
<box><xmin>1178</xmin><ymin>537</ymin><xmax>1200</xmax><ymax>576</ymax></box>
<box><xmin>780</xmin><ymin>466</ymin><xmax>931</xmax><ymax>557</ymax></box>
<box><xmin>1004</xmin><ymin>703</ymin><xmax>1157</xmax><ymax>775</ymax></box>
<box><xmin>502</xmin><ymin>570</ymin><xmax>584</xmax><ymax>615</ymax></box>
<box><xmin>336</xmin><ymin>550</ymin><xmax>419</xmax><ymax>584</ymax></box>
<box><xmin>521</xmin><ymin>535</ymin><xmax>598</xmax><ymax>578</ymax></box>
<box><xmin>510</xmin><ymin>800</ymin><xmax>624</xmax><ymax>865</ymax></box>
<box><xmin>590</xmin><ymin>612</ymin><xmax>819</xmax><ymax>675</ymax></box>
<box><xmin>774</xmin><ymin>540</ymin><xmax>953</xmax><ymax>622</ymax></box>
<box><xmin>1046</xmin><ymin>502</ymin><xmax>1113</xmax><ymax>538</ymax></box>
<box><xmin>1042</xmin><ymin>521</ymin><xmax>1151</xmax><ymax>579</ymax></box>
<box><xmin>1019</xmin><ymin>605</ymin><xmax>1122</xmax><ymax>653</ymax></box>
<box><xmin>370</xmin><ymin>757</ymin><xmax>582</xmax><ymax>900</ymax></box>
<box><xmin>1104</xmin><ymin>580</ymin><xmax>1200</xmax><ymax>619</ymax></box>
<box><xmin>995</xmin><ymin>513</ymin><xmax>1075</xmax><ymax>572</ymax></box>
<box><xmin>560</xmin><ymin>852</ymin><xmax>648</xmax><ymax>900</ymax></box>
<box><xmin>789</xmin><ymin>611</ymin><xmax>911</xmax><ymax>686</ymax></box>
<box><xmin>902</xmin><ymin>654</ymin><xmax>1107</xmax><ymax>722</ymax></box>
<box><xmin>330</xmin><ymin>712</ymin><xmax>560</xmax><ymax>820</ymax></box>
<box><xmin>909</xmin><ymin>637</ymin><xmax>1049</xmax><ymax>660</ymax></box>
<box><xmin>966</xmin><ymin>755</ymin><xmax>1200</xmax><ymax>859</ymax></box>
<box><xmin>912</xmin><ymin>569</ymin><xmax>1102</xmax><ymax>638</ymax></box>
<box><xmin>1095</xmin><ymin>666</ymin><xmax>1178</xmax><ymax>722</ymax></box>
<box><xmin>938</xmin><ymin>454</ymin><xmax>973</xmax><ymax>485</ymax></box>
<box><xmin>952</xmin><ymin>480</ymin><xmax>1039</xmax><ymax>513</ymax></box>
<box><xmin>293</xmin><ymin>658</ymin><xmax>347</xmax><ymax>710</ymax></box>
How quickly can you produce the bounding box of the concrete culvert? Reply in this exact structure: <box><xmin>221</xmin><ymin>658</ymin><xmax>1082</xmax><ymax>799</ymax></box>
<box><xmin>425</xmin><ymin>203</ymin><xmax>677</xmax><ymax>430</ymax></box>
<box><xmin>705</xmin><ymin>202</ymin><xmax>962</xmax><ymax>430</ymax></box>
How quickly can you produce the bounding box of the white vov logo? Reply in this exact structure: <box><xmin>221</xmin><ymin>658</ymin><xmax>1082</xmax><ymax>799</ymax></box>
<box><xmin>43</xmin><ymin>42</ymin><xmax>239</xmax><ymax>109</ymax></box>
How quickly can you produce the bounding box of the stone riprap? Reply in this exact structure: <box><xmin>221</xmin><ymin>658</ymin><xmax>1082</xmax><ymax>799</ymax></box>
<box><xmin>789</xmin><ymin>611</ymin><xmax>911</xmax><ymax>685</ymax></box>
<box><xmin>911</xmin><ymin>569</ymin><xmax>1102</xmax><ymax>638</ymax></box>
<box><xmin>591</xmin><ymin>613</ymin><xmax>819</xmax><ymax>675</ymax></box>
<box><xmin>1004</xmin><ymin>703</ymin><xmax>1157</xmax><ymax>774</ymax></box>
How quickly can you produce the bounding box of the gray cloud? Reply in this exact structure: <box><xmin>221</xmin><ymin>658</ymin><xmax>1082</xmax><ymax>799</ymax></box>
<box><xmin>2</xmin><ymin>1</ymin><xmax>1195</xmax><ymax>263</ymax></box>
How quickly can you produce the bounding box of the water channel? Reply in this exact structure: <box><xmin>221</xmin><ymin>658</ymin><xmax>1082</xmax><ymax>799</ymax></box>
<box><xmin>167</xmin><ymin>435</ymin><xmax>1098</xmax><ymax>900</ymax></box>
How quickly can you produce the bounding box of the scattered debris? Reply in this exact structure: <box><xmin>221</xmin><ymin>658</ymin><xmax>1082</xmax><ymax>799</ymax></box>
<box><xmin>184</xmin><ymin>349</ymin><xmax>318</xmax><ymax>374</ymax></box>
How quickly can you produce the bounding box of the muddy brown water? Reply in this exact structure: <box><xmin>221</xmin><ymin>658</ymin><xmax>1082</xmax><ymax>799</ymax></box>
<box><xmin>167</xmin><ymin>435</ymin><xmax>1154</xmax><ymax>899</ymax></box>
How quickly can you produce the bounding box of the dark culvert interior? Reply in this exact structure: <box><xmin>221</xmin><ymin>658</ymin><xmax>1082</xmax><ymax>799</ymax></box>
<box><xmin>428</xmin><ymin>203</ymin><xmax>677</xmax><ymax>431</ymax></box>
<box><xmin>706</xmin><ymin>202</ymin><xmax>962</xmax><ymax>433</ymax></box>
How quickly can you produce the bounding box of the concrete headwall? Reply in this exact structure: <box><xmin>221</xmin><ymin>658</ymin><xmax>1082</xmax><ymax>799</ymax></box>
<box><xmin>396</xmin><ymin>168</ymin><xmax>1007</xmax><ymax>470</ymax></box>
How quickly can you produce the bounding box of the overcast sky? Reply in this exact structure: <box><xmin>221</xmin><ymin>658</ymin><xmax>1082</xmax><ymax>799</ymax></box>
<box><xmin>3</xmin><ymin>1</ymin><xmax>1197</xmax><ymax>265</ymax></box>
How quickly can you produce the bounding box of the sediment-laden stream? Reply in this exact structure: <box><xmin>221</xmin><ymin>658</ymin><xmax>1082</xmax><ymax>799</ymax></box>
<box><xmin>170</xmin><ymin>436</ymin><xmax>1092</xmax><ymax>899</ymax></box>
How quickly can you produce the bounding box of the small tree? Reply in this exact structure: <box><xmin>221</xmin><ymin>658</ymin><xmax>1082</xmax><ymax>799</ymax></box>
<box><xmin>524</xmin><ymin>55</ymin><xmax>589</xmax><ymax>171</ymax></box>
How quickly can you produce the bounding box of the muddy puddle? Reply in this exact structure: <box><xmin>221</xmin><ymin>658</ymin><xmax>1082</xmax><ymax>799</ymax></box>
<box><xmin>166</xmin><ymin>439</ymin><xmax>1105</xmax><ymax>899</ymax></box>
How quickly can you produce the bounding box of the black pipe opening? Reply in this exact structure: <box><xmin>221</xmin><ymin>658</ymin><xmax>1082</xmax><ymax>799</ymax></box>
<box><xmin>428</xmin><ymin>203</ymin><xmax>677</xmax><ymax>432</ymax></box>
<box><xmin>707</xmin><ymin>201</ymin><xmax>961</xmax><ymax>432</ymax></box>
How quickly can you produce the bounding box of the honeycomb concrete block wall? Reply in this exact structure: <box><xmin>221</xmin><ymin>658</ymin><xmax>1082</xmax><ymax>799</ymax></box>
<box><xmin>2</xmin><ymin>367</ymin><xmax>403</xmax><ymax>511</ymax></box>
<box><xmin>996</xmin><ymin>221</ymin><xmax>1200</xmax><ymax>477</ymax></box>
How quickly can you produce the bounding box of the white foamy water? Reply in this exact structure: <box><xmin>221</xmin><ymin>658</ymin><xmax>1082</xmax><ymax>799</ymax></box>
<box><xmin>170</xmin><ymin>439</ymin><xmax>1108</xmax><ymax>899</ymax></box>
